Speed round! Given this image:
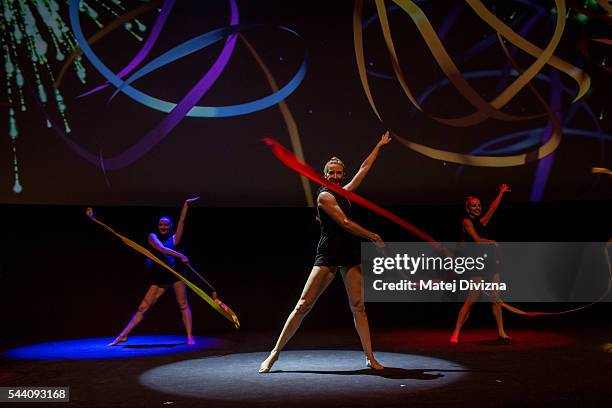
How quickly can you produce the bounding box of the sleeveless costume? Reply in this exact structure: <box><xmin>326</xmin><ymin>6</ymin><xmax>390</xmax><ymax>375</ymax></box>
<box><xmin>461</xmin><ymin>215</ymin><xmax>496</xmax><ymax>277</ymax></box>
<box><xmin>146</xmin><ymin>232</ymin><xmax>181</xmax><ymax>286</ymax></box>
<box><xmin>314</xmin><ymin>187</ymin><xmax>361</xmax><ymax>268</ymax></box>
<box><xmin>461</xmin><ymin>215</ymin><xmax>488</xmax><ymax>242</ymax></box>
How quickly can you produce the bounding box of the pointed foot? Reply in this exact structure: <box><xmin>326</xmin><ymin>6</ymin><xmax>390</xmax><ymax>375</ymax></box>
<box><xmin>259</xmin><ymin>351</ymin><xmax>279</xmax><ymax>373</ymax></box>
<box><xmin>366</xmin><ymin>357</ymin><xmax>384</xmax><ymax>370</ymax></box>
<box><xmin>496</xmin><ymin>336</ymin><xmax>514</xmax><ymax>344</ymax></box>
<box><xmin>108</xmin><ymin>335</ymin><xmax>127</xmax><ymax>346</ymax></box>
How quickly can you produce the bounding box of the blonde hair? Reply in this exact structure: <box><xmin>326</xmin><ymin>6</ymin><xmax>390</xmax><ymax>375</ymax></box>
<box><xmin>323</xmin><ymin>156</ymin><xmax>345</xmax><ymax>175</ymax></box>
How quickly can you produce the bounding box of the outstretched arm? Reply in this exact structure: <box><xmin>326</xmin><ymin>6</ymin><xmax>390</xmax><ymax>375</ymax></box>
<box><xmin>463</xmin><ymin>219</ymin><xmax>495</xmax><ymax>243</ymax></box>
<box><xmin>148</xmin><ymin>233</ymin><xmax>189</xmax><ymax>263</ymax></box>
<box><xmin>318</xmin><ymin>192</ymin><xmax>384</xmax><ymax>247</ymax></box>
<box><xmin>481</xmin><ymin>184</ymin><xmax>510</xmax><ymax>226</ymax></box>
<box><xmin>344</xmin><ymin>131</ymin><xmax>391</xmax><ymax>192</ymax></box>
<box><xmin>174</xmin><ymin>197</ymin><xmax>199</xmax><ymax>246</ymax></box>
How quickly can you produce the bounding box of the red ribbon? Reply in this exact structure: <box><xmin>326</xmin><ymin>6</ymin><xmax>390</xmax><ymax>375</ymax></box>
<box><xmin>263</xmin><ymin>138</ymin><xmax>611</xmax><ymax>317</ymax></box>
<box><xmin>263</xmin><ymin>137</ymin><xmax>450</xmax><ymax>256</ymax></box>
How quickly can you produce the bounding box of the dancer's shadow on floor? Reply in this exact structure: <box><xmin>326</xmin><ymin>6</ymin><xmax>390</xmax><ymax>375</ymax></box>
<box><xmin>273</xmin><ymin>367</ymin><xmax>470</xmax><ymax>380</ymax></box>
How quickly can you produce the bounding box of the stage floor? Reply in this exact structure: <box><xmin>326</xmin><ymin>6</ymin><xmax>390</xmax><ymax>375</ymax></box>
<box><xmin>1</xmin><ymin>327</ymin><xmax>611</xmax><ymax>407</ymax></box>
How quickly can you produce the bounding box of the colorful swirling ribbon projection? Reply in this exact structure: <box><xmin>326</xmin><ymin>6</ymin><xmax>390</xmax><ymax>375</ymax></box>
<box><xmin>79</xmin><ymin>0</ymin><xmax>174</xmax><ymax>97</ymax></box>
<box><xmin>3</xmin><ymin>0</ymin><xmax>157</xmax><ymax>194</ymax></box>
<box><xmin>54</xmin><ymin>0</ymin><xmax>167</xmax><ymax>91</ymax></box>
<box><xmin>67</xmin><ymin>0</ymin><xmax>307</xmax><ymax>171</ymax></box>
<box><xmin>354</xmin><ymin>0</ymin><xmax>592</xmax><ymax>167</ymax></box>
<box><xmin>86</xmin><ymin>209</ymin><xmax>240</xmax><ymax>329</ymax></box>
<box><xmin>578</xmin><ymin>39</ymin><xmax>612</xmax><ymax>74</ymax></box>
<box><xmin>592</xmin><ymin>167</ymin><xmax>612</xmax><ymax>176</ymax></box>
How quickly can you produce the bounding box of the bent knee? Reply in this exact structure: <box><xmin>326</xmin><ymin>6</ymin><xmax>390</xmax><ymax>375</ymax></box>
<box><xmin>138</xmin><ymin>302</ymin><xmax>151</xmax><ymax>314</ymax></box>
<box><xmin>295</xmin><ymin>298</ymin><xmax>313</xmax><ymax>315</ymax></box>
<box><xmin>350</xmin><ymin>301</ymin><xmax>366</xmax><ymax>315</ymax></box>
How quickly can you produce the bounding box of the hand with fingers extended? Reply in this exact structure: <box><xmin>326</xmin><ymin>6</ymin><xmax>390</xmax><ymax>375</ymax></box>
<box><xmin>213</xmin><ymin>292</ymin><xmax>232</xmax><ymax>314</ymax></box>
<box><xmin>378</xmin><ymin>130</ymin><xmax>392</xmax><ymax>147</ymax></box>
<box><xmin>185</xmin><ymin>197</ymin><xmax>200</xmax><ymax>206</ymax></box>
<box><xmin>499</xmin><ymin>184</ymin><xmax>511</xmax><ymax>194</ymax></box>
<box><xmin>370</xmin><ymin>233</ymin><xmax>385</xmax><ymax>249</ymax></box>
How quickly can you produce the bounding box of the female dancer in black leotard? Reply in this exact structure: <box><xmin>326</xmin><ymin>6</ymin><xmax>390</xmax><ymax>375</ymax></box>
<box><xmin>259</xmin><ymin>132</ymin><xmax>391</xmax><ymax>373</ymax></box>
<box><xmin>109</xmin><ymin>197</ymin><xmax>199</xmax><ymax>346</ymax></box>
<box><xmin>450</xmin><ymin>184</ymin><xmax>511</xmax><ymax>344</ymax></box>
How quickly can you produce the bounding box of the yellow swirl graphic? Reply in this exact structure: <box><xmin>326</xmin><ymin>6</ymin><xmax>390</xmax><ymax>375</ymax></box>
<box><xmin>354</xmin><ymin>0</ymin><xmax>591</xmax><ymax>167</ymax></box>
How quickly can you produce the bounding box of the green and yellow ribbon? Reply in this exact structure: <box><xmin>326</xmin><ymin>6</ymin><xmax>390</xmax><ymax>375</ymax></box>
<box><xmin>86</xmin><ymin>210</ymin><xmax>240</xmax><ymax>329</ymax></box>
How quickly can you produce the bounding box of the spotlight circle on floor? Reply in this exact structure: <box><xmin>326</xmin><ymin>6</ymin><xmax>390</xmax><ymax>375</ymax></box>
<box><xmin>140</xmin><ymin>350</ymin><xmax>467</xmax><ymax>402</ymax></box>
<box><xmin>3</xmin><ymin>335</ymin><xmax>223</xmax><ymax>360</ymax></box>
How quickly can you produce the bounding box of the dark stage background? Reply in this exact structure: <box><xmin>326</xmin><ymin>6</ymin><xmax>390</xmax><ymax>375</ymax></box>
<box><xmin>1</xmin><ymin>3</ymin><xmax>610</xmax><ymax>406</ymax></box>
<box><xmin>0</xmin><ymin>0</ymin><xmax>610</xmax><ymax>206</ymax></box>
<box><xmin>1</xmin><ymin>202</ymin><xmax>610</xmax><ymax>344</ymax></box>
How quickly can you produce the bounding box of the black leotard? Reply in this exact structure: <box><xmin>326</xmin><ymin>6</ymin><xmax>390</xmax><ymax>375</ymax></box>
<box><xmin>461</xmin><ymin>215</ymin><xmax>488</xmax><ymax>242</ymax></box>
<box><xmin>313</xmin><ymin>187</ymin><xmax>360</xmax><ymax>268</ymax></box>
<box><xmin>461</xmin><ymin>215</ymin><xmax>497</xmax><ymax>277</ymax></box>
<box><xmin>146</xmin><ymin>233</ymin><xmax>181</xmax><ymax>286</ymax></box>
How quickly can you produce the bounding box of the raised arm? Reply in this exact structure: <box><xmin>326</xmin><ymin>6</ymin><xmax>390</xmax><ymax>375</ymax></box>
<box><xmin>318</xmin><ymin>192</ymin><xmax>384</xmax><ymax>247</ymax></box>
<box><xmin>174</xmin><ymin>196</ymin><xmax>199</xmax><ymax>246</ymax></box>
<box><xmin>148</xmin><ymin>233</ymin><xmax>189</xmax><ymax>263</ymax></box>
<box><xmin>463</xmin><ymin>219</ymin><xmax>495</xmax><ymax>243</ymax></box>
<box><xmin>481</xmin><ymin>184</ymin><xmax>510</xmax><ymax>226</ymax></box>
<box><xmin>344</xmin><ymin>131</ymin><xmax>391</xmax><ymax>192</ymax></box>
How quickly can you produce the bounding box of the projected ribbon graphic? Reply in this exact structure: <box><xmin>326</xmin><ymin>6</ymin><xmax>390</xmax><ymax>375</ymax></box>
<box><xmin>354</xmin><ymin>0</ymin><xmax>592</xmax><ymax>167</ymax></box>
<box><xmin>106</xmin><ymin>24</ymin><xmax>307</xmax><ymax>115</ymax></box>
<box><xmin>55</xmin><ymin>0</ymin><xmax>312</xmax><ymax>204</ymax></box>
<box><xmin>457</xmin><ymin>71</ymin><xmax>611</xmax><ymax>196</ymax></box>
<box><xmin>54</xmin><ymin>0</ymin><xmax>167</xmax><ymax>90</ymax></box>
<box><xmin>592</xmin><ymin>167</ymin><xmax>612</xmax><ymax>176</ymax></box>
<box><xmin>384</xmin><ymin>1</ymin><xmax>608</xmax><ymax>200</ymax></box>
<box><xmin>80</xmin><ymin>0</ymin><xmax>176</xmax><ymax>97</ymax></box>
<box><xmin>1</xmin><ymin>0</ymin><xmax>153</xmax><ymax>194</ymax></box>
<box><xmin>239</xmin><ymin>33</ymin><xmax>314</xmax><ymax>206</ymax></box>
<box><xmin>66</xmin><ymin>0</ymin><xmax>307</xmax><ymax>171</ymax></box>
<box><xmin>86</xmin><ymin>209</ymin><xmax>240</xmax><ymax>329</ymax></box>
<box><xmin>578</xmin><ymin>39</ymin><xmax>612</xmax><ymax>74</ymax></box>
<box><xmin>265</xmin><ymin>138</ymin><xmax>612</xmax><ymax>317</ymax></box>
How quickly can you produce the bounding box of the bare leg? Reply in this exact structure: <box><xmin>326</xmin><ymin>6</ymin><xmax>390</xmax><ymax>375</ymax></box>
<box><xmin>450</xmin><ymin>289</ymin><xmax>480</xmax><ymax>343</ymax></box>
<box><xmin>490</xmin><ymin>273</ymin><xmax>510</xmax><ymax>339</ymax></box>
<box><xmin>108</xmin><ymin>285</ymin><xmax>167</xmax><ymax>346</ymax></box>
<box><xmin>259</xmin><ymin>266</ymin><xmax>336</xmax><ymax>373</ymax></box>
<box><xmin>173</xmin><ymin>281</ymin><xmax>194</xmax><ymax>345</ymax></box>
<box><xmin>341</xmin><ymin>264</ymin><xmax>383</xmax><ymax>370</ymax></box>
<box><xmin>491</xmin><ymin>302</ymin><xmax>510</xmax><ymax>339</ymax></box>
